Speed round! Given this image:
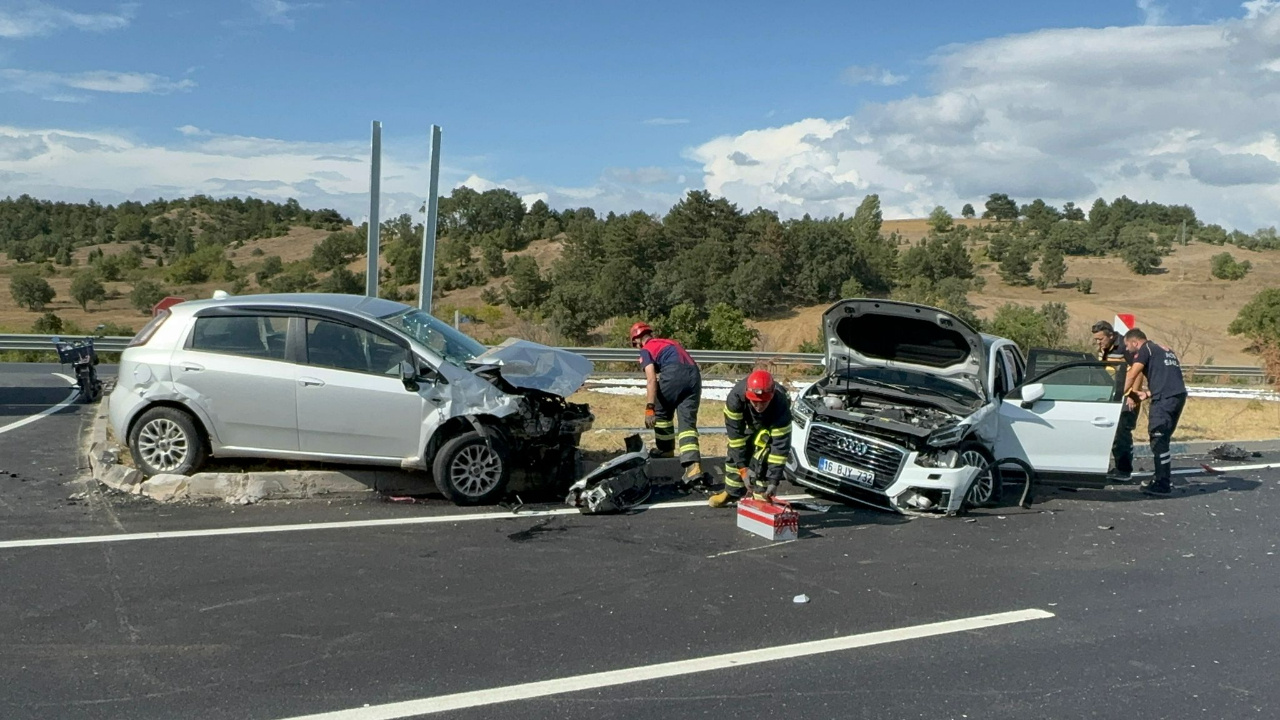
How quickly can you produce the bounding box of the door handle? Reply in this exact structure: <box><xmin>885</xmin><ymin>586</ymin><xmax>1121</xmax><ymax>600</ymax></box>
<box><xmin>181</xmin><ymin>362</ymin><xmax>204</xmax><ymax>372</ymax></box>
<box><xmin>298</xmin><ymin>377</ymin><xmax>325</xmax><ymax>387</ymax></box>
<box><xmin>1091</xmin><ymin>418</ymin><xmax>1115</xmax><ymax>428</ymax></box>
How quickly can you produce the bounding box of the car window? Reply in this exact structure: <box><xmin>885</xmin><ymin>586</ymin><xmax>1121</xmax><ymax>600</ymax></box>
<box><xmin>1018</xmin><ymin>363</ymin><xmax>1119</xmax><ymax>403</ymax></box>
<box><xmin>993</xmin><ymin>352</ymin><xmax>1010</xmax><ymax>398</ymax></box>
<box><xmin>1002</xmin><ymin>347</ymin><xmax>1025</xmax><ymax>386</ymax></box>
<box><xmin>191</xmin><ymin>316</ymin><xmax>288</xmax><ymax>360</ymax></box>
<box><xmin>380</xmin><ymin>307</ymin><xmax>486</xmax><ymax>368</ymax></box>
<box><xmin>306</xmin><ymin>319</ymin><xmax>408</xmax><ymax>376</ymax></box>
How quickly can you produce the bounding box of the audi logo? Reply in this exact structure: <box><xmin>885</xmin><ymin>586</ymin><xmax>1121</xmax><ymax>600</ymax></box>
<box><xmin>836</xmin><ymin>437</ymin><xmax>871</xmax><ymax>456</ymax></box>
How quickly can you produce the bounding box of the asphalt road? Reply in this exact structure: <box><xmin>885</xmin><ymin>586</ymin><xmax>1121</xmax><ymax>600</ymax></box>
<box><xmin>1</xmin><ymin>362</ymin><xmax>1278</xmax><ymax>719</ymax></box>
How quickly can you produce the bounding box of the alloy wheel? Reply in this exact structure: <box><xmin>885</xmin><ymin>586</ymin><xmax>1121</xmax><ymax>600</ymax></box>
<box><xmin>137</xmin><ymin>418</ymin><xmax>190</xmax><ymax>473</ymax></box>
<box><xmin>961</xmin><ymin>449</ymin><xmax>995</xmax><ymax>505</ymax></box>
<box><xmin>449</xmin><ymin>444</ymin><xmax>504</xmax><ymax>498</ymax></box>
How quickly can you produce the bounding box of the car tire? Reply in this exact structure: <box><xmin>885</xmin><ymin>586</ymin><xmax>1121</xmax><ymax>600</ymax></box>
<box><xmin>128</xmin><ymin>407</ymin><xmax>207</xmax><ymax>477</ymax></box>
<box><xmin>959</xmin><ymin>442</ymin><xmax>1001</xmax><ymax>508</ymax></box>
<box><xmin>432</xmin><ymin>430</ymin><xmax>511</xmax><ymax>505</ymax></box>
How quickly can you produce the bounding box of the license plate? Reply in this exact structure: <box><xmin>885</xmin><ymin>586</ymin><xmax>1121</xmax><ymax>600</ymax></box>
<box><xmin>818</xmin><ymin>457</ymin><xmax>875</xmax><ymax>486</ymax></box>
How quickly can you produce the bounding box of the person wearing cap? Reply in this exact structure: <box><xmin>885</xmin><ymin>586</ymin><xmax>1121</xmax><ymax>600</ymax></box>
<box><xmin>1091</xmin><ymin>320</ymin><xmax>1141</xmax><ymax>481</ymax></box>
<box><xmin>629</xmin><ymin>322</ymin><xmax>708</xmax><ymax>487</ymax></box>
<box><xmin>710</xmin><ymin>369</ymin><xmax>793</xmax><ymax>508</ymax></box>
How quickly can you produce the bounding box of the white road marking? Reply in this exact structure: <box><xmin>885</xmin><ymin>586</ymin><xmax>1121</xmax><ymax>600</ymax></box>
<box><xmin>0</xmin><ymin>373</ymin><xmax>78</xmax><ymax>437</ymax></box>
<box><xmin>707</xmin><ymin>539</ymin><xmax>797</xmax><ymax>558</ymax></box>
<box><xmin>0</xmin><ymin>493</ymin><xmax>814</xmax><ymax>551</ymax></box>
<box><xmin>1125</xmin><ymin>462</ymin><xmax>1280</xmax><ymax>478</ymax></box>
<box><xmin>52</xmin><ymin>372</ymin><xmax>76</xmax><ymax>385</ymax></box>
<box><xmin>274</xmin><ymin>608</ymin><xmax>1055</xmax><ymax>720</ymax></box>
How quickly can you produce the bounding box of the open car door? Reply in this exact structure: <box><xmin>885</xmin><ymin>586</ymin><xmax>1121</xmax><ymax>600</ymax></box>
<box><xmin>993</xmin><ymin>361</ymin><xmax>1123</xmax><ymax>488</ymax></box>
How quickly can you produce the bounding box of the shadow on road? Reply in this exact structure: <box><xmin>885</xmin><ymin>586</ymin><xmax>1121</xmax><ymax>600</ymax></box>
<box><xmin>0</xmin><ymin>386</ymin><xmax>77</xmax><ymax>416</ymax></box>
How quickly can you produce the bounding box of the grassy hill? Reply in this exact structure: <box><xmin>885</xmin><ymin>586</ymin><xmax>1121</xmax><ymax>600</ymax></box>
<box><xmin>1</xmin><ymin>214</ymin><xmax>1270</xmax><ymax>367</ymax></box>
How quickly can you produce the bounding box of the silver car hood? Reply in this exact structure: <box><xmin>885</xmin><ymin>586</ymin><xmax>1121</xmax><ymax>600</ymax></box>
<box><xmin>821</xmin><ymin>299</ymin><xmax>985</xmax><ymax>382</ymax></box>
<box><xmin>467</xmin><ymin>338</ymin><xmax>594</xmax><ymax>397</ymax></box>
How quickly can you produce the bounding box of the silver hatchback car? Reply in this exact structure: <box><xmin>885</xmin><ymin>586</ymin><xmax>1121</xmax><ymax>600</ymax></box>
<box><xmin>109</xmin><ymin>293</ymin><xmax>594</xmax><ymax>504</ymax></box>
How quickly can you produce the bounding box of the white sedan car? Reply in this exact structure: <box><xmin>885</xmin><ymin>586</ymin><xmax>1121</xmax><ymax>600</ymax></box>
<box><xmin>785</xmin><ymin>299</ymin><xmax>1123</xmax><ymax>514</ymax></box>
<box><xmin>109</xmin><ymin>293</ymin><xmax>594</xmax><ymax>505</ymax></box>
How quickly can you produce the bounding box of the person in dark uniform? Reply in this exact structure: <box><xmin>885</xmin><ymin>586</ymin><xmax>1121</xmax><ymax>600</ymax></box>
<box><xmin>709</xmin><ymin>370</ymin><xmax>792</xmax><ymax>508</ymax></box>
<box><xmin>630</xmin><ymin>322</ymin><xmax>708</xmax><ymax>487</ymax></box>
<box><xmin>1123</xmin><ymin>328</ymin><xmax>1188</xmax><ymax>495</ymax></box>
<box><xmin>1092</xmin><ymin>320</ymin><xmax>1140</xmax><ymax>481</ymax></box>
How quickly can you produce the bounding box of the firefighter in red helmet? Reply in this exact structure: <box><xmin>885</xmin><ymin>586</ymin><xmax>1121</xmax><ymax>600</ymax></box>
<box><xmin>709</xmin><ymin>369</ymin><xmax>792</xmax><ymax>508</ymax></box>
<box><xmin>630</xmin><ymin>322</ymin><xmax>709</xmax><ymax>487</ymax></box>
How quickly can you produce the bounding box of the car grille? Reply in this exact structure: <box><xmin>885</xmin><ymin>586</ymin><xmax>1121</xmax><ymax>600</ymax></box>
<box><xmin>805</xmin><ymin>424</ymin><xmax>906</xmax><ymax>490</ymax></box>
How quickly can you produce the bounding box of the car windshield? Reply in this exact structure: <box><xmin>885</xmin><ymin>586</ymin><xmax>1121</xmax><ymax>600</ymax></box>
<box><xmin>380</xmin><ymin>308</ymin><xmax>487</xmax><ymax>367</ymax></box>
<box><xmin>832</xmin><ymin>366</ymin><xmax>982</xmax><ymax>406</ymax></box>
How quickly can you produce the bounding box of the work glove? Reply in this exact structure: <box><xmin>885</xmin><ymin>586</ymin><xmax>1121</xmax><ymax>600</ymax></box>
<box><xmin>644</xmin><ymin>404</ymin><xmax>657</xmax><ymax>430</ymax></box>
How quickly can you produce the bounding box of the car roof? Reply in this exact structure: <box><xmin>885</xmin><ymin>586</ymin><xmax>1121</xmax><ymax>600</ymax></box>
<box><xmin>170</xmin><ymin>292</ymin><xmax>412</xmax><ymax>319</ymax></box>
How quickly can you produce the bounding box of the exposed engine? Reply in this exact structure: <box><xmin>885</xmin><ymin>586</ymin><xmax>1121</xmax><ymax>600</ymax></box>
<box><xmin>814</xmin><ymin>390</ymin><xmax>957</xmax><ymax>432</ymax></box>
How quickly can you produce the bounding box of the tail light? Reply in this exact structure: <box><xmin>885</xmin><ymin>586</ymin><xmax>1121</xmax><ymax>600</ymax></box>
<box><xmin>128</xmin><ymin>310</ymin><xmax>170</xmax><ymax>348</ymax></box>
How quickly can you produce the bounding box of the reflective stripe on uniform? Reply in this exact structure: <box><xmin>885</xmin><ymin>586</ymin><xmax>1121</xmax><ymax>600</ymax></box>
<box><xmin>654</xmin><ymin>420</ymin><xmax>674</xmax><ymax>428</ymax></box>
<box><xmin>725</xmin><ymin>476</ymin><xmax>745</xmax><ymax>488</ymax></box>
<box><xmin>723</xmin><ymin>408</ymin><xmax>744</xmax><ymax>421</ymax></box>
<box><xmin>769</xmin><ymin>426</ymin><xmax>791</xmax><ymax>437</ymax></box>
<box><xmin>678</xmin><ymin>430</ymin><xmax>699</xmax><ymax>441</ymax></box>
<box><xmin>727</xmin><ymin>437</ymin><xmax>747</xmax><ymax>448</ymax></box>
<box><xmin>767</xmin><ymin>454</ymin><xmax>788</xmax><ymax>465</ymax></box>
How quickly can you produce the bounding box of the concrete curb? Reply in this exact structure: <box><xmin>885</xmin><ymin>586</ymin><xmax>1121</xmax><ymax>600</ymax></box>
<box><xmin>88</xmin><ymin>398</ymin><xmax>430</xmax><ymax>504</ymax></box>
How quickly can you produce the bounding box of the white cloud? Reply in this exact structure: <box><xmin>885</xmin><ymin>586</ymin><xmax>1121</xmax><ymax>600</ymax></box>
<box><xmin>0</xmin><ymin>69</ymin><xmax>196</xmax><ymax>97</ymax></box>
<box><xmin>643</xmin><ymin>117</ymin><xmax>690</xmax><ymax>126</ymax></box>
<box><xmin>247</xmin><ymin>0</ymin><xmax>316</xmax><ymax>28</ymax></box>
<box><xmin>689</xmin><ymin>3</ymin><xmax>1280</xmax><ymax>230</ymax></box>
<box><xmin>1137</xmin><ymin>0</ymin><xmax>1169</xmax><ymax>25</ymax></box>
<box><xmin>176</xmin><ymin>124</ymin><xmax>210</xmax><ymax>136</ymax></box>
<box><xmin>0</xmin><ymin>1</ymin><xmax>135</xmax><ymax>39</ymax></box>
<box><xmin>840</xmin><ymin>65</ymin><xmax>908</xmax><ymax>86</ymax></box>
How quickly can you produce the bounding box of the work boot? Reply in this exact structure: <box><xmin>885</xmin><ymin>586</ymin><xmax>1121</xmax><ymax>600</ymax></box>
<box><xmin>648</xmin><ymin>449</ymin><xmax>674</xmax><ymax>460</ymax></box>
<box><xmin>1106</xmin><ymin>469</ymin><xmax>1133</xmax><ymax>483</ymax></box>
<box><xmin>679</xmin><ymin>462</ymin><xmax>712</xmax><ymax>491</ymax></box>
<box><xmin>1140</xmin><ymin>479</ymin><xmax>1172</xmax><ymax>495</ymax></box>
<box><xmin>708</xmin><ymin>491</ymin><xmax>736</xmax><ymax>508</ymax></box>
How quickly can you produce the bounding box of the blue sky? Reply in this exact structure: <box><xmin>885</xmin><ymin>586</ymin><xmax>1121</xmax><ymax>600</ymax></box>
<box><xmin>1</xmin><ymin>0</ymin><xmax>1277</xmax><ymax>229</ymax></box>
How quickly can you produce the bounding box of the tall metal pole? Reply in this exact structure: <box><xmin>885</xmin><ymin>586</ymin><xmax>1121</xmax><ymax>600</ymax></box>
<box><xmin>366</xmin><ymin>121</ymin><xmax>382</xmax><ymax>298</ymax></box>
<box><xmin>418</xmin><ymin>124</ymin><xmax>442</xmax><ymax>312</ymax></box>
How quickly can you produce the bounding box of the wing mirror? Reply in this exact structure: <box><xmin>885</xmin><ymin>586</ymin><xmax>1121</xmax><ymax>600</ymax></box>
<box><xmin>401</xmin><ymin>360</ymin><xmax>444</xmax><ymax>391</ymax></box>
<box><xmin>1020</xmin><ymin>383</ymin><xmax>1046</xmax><ymax>409</ymax></box>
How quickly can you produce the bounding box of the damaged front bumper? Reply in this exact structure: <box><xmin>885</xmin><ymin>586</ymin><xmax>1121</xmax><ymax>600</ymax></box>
<box><xmin>786</xmin><ymin>424</ymin><xmax>981</xmax><ymax>515</ymax></box>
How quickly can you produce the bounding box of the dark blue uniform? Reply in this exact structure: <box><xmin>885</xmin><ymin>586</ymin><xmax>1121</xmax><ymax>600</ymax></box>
<box><xmin>1101</xmin><ymin>336</ymin><xmax>1137</xmax><ymax>476</ymax></box>
<box><xmin>1133</xmin><ymin>341</ymin><xmax>1187</xmax><ymax>489</ymax></box>
<box><xmin>638</xmin><ymin>338</ymin><xmax>703</xmax><ymax>466</ymax></box>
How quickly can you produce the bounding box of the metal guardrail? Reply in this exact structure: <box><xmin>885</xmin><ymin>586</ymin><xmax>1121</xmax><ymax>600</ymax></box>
<box><xmin>0</xmin><ymin>333</ymin><xmax>1270</xmax><ymax>380</ymax></box>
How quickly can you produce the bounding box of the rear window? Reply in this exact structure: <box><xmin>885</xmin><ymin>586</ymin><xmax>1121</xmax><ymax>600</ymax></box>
<box><xmin>190</xmin><ymin>316</ymin><xmax>288</xmax><ymax>360</ymax></box>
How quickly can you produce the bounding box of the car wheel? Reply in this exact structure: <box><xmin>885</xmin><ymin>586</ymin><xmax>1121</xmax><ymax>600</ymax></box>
<box><xmin>128</xmin><ymin>407</ymin><xmax>207</xmax><ymax>476</ymax></box>
<box><xmin>959</xmin><ymin>442</ymin><xmax>1001</xmax><ymax>508</ymax></box>
<box><xmin>432</xmin><ymin>430</ymin><xmax>511</xmax><ymax>505</ymax></box>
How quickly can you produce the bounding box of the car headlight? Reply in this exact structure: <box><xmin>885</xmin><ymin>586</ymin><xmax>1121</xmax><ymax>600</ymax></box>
<box><xmin>926</xmin><ymin>423</ymin><xmax>967</xmax><ymax>448</ymax></box>
<box><xmin>791</xmin><ymin>398</ymin><xmax>814</xmax><ymax>429</ymax></box>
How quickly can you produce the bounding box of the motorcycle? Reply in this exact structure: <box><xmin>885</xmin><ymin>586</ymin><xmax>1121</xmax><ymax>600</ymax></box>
<box><xmin>52</xmin><ymin>325</ymin><xmax>104</xmax><ymax>403</ymax></box>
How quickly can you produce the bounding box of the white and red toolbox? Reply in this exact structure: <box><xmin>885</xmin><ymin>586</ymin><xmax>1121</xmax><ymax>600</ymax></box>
<box><xmin>736</xmin><ymin>497</ymin><xmax>800</xmax><ymax>541</ymax></box>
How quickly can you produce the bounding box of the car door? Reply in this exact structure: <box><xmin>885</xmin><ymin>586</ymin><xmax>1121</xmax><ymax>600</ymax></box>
<box><xmin>169</xmin><ymin>313</ymin><xmax>299</xmax><ymax>452</ymax></box>
<box><xmin>294</xmin><ymin>317</ymin><xmax>426</xmax><ymax>461</ymax></box>
<box><xmin>993</xmin><ymin>362</ymin><xmax>1123</xmax><ymax>487</ymax></box>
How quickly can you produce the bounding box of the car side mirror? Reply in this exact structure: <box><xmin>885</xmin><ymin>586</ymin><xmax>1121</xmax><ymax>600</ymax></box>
<box><xmin>399</xmin><ymin>360</ymin><xmax>420</xmax><ymax>391</ymax></box>
<box><xmin>1019</xmin><ymin>383</ymin><xmax>1046</xmax><ymax>409</ymax></box>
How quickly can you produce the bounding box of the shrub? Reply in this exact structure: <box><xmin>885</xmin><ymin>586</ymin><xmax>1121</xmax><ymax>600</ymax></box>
<box><xmin>1210</xmin><ymin>252</ymin><xmax>1251</xmax><ymax>281</ymax></box>
<box><xmin>10</xmin><ymin>272</ymin><xmax>55</xmax><ymax>311</ymax></box>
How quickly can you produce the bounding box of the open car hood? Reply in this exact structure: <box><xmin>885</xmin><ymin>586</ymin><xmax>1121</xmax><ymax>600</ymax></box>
<box><xmin>821</xmin><ymin>299</ymin><xmax>985</xmax><ymax>382</ymax></box>
<box><xmin>467</xmin><ymin>338</ymin><xmax>594</xmax><ymax>398</ymax></box>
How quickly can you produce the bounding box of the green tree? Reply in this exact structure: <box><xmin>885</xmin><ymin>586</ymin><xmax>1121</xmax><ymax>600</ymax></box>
<box><xmin>255</xmin><ymin>255</ymin><xmax>284</xmax><ymax>284</ymax></box>
<box><xmin>900</xmin><ymin>235</ymin><xmax>973</xmax><ymax>283</ymax></box>
<box><xmin>70</xmin><ymin>270</ymin><xmax>106</xmax><ymax>311</ymax></box>
<box><xmin>10</xmin><ymin>271</ymin><xmax>55</xmax><ymax>311</ymax></box>
<box><xmin>983</xmin><ymin>193</ymin><xmax>1019</xmax><ymax>221</ymax></box>
<box><xmin>1210</xmin><ymin>252</ymin><xmax>1252</xmax><ymax>281</ymax></box>
<box><xmin>503</xmin><ymin>256</ymin><xmax>550</xmax><ymax>311</ymax></box>
<box><xmin>318</xmin><ymin>266</ymin><xmax>365</xmax><ymax>294</ymax></box>
<box><xmin>32</xmin><ymin>312</ymin><xmax>63</xmax><ymax>334</ymax></box>
<box><xmin>1047</xmin><ymin>221</ymin><xmax>1090</xmax><ymax>255</ymax></box>
<box><xmin>1229</xmin><ymin>288</ymin><xmax>1280</xmax><ymax>345</ymax></box>
<box><xmin>928</xmin><ymin>206</ymin><xmax>954</xmax><ymax>233</ymax></box>
<box><xmin>482</xmin><ymin>242</ymin><xmax>507</xmax><ymax>278</ymax></box>
<box><xmin>705</xmin><ymin>303</ymin><xmax>758</xmax><ymax>351</ymax></box>
<box><xmin>986</xmin><ymin>232</ymin><xmax>1012</xmax><ymax>262</ymax></box>
<box><xmin>961</xmin><ymin>203</ymin><xmax>975</xmax><ymax>219</ymax></box>
<box><xmin>999</xmin><ymin>240</ymin><xmax>1035</xmax><ymax>286</ymax></box>
<box><xmin>1076</xmin><ymin>277</ymin><xmax>1093</xmax><ymax>294</ymax></box>
<box><xmin>268</xmin><ymin>264</ymin><xmax>317</xmax><ymax>293</ymax></box>
<box><xmin>1020</xmin><ymin>199</ymin><xmax>1061</xmax><ymax>235</ymax></box>
<box><xmin>311</xmin><ymin>231</ymin><xmax>364</xmax><ymax>271</ymax></box>
<box><xmin>130</xmin><ymin>279</ymin><xmax>168</xmax><ymax>314</ymax></box>
<box><xmin>988</xmin><ymin>302</ymin><xmax>1071</xmax><ymax>351</ymax></box>
<box><xmin>1198</xmin><ymin>224</ymin><xmax>1229</xmax><ymax>246</ymax></box>
<box><xmin>1119</xmin><ymin>228</ymin><xmax>1161</xmax><ymax>275</ymax></box>
<box><xmin>1062</xmin><ymin>201</ymin><xmax>1086</xmax><ymax>222</ymax></box>
<box><xmin>1038</xmin><ymin>245</ymin><xmax>1067</xmax><ymax>289</ymax></box>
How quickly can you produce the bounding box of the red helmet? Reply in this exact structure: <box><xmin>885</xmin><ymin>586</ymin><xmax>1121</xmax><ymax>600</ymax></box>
<box><xmin>745</xmin><ymin>370</ymin><xmax>775</xmax><ymax>403</ymax></box>
<box><xmin>629</xmin><ymin>322</ymin><xmax>653</xmax><ymax>343</ymax></box>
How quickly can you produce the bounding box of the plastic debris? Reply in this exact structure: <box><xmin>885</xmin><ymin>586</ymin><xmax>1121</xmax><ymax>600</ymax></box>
<box><xmin>1098</xmin><ymin>525</ymin><xmax>1114</xmax><ymax>530</ymax></box>
<box><xmin>793</xmin><ymin>594</ymin><xmax>810</xmax><ymax>604</ymax></box>
<box><xmin>1209</xmin><ymin>444</ymin><xmax>1251</xmax><ymax>461</ymax></box>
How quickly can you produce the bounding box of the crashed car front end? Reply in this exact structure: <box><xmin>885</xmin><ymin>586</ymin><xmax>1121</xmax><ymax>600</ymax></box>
<box><xmin>782</xmin><ymin>299</ymin><xmax>992</xmax><ymax>515</ymax></box>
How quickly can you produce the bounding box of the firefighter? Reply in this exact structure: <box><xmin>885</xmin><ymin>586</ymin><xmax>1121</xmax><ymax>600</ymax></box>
<box><xmin>630</xmin><ymin>322</ymin><xmax>708</xmax><ymax>487</ymax></box>
<box><xmin>1092</xmin><ymin>320</ymin><xmax>1140</xmax><ymax>481</ymax></box>
<box><xmin>710</xmin><ymin>369</ymin><xmax>792</xmax><ymax>508</ymax></box>
<box><xmin>1122</xmin><ymin>327</ymin><xmax>1188</xmax><ymax>496</ymax></box>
